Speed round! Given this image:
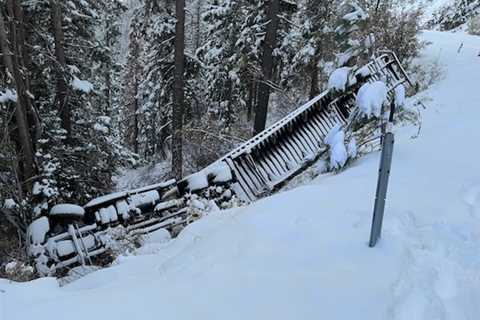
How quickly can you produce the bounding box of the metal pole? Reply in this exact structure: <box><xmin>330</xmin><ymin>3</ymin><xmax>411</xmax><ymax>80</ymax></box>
<box><xmin>369</xmin><ymin>101</ymin><xmax>396</xmax><ymax>247</ymax></box>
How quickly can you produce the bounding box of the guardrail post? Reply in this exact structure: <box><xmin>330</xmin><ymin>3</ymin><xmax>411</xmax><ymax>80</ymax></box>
<box><xmin>369</xmin><ymin>131</ymin><xmax>394</xmax><ymax>247</ymax></box>
<box><xmin>369</xmin><ymin>100</ymin><xmax>396</xmax><ymax>248</ymax></box>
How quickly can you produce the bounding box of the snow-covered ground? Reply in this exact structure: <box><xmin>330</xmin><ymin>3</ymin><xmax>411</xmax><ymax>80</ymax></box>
<box><xmin>1</xmin><ymin>30</ymin><xmax>480</xmax><ymax>320</ymax></box>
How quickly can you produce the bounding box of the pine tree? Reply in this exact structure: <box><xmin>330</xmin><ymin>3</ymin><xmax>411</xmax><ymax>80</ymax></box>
<box><xmin>327</xmin><ymin>0</ymin><xmax>370</xmax><ymax>94</ymax></box>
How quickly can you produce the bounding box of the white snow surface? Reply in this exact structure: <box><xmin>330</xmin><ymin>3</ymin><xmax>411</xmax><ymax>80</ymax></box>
<box><xmin>2</xmin><ymin>31</ymin><xmax>480</xmax><ymax>320</ymax></box>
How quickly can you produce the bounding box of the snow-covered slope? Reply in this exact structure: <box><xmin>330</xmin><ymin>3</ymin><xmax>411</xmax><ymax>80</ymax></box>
<box><xmin>1</xmin><ymin>30</ymin><xmax>480</xmax><ymax>320</ymax></box>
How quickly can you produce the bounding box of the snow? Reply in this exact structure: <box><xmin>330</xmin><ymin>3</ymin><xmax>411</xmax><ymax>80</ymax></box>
<box><xmin>325</xmin><ymin>124</ymin><xmax>348</xmax><ymax>170</ymax></box>
<box><xmin>26</xmin><ymin>217</ymin><xmax>49</xmax><ymax>245</ymax></box>
<box><xmin>186</xmin><ymin>171</ymin><xmax>209</xmax><ymax>191</ymax></box>
<box><xmin>0</xmin><ymin>89</ymin><xmax>17</xmax><ymax>103</ymax></box>
<box><xmin>49</xmin><ymin>204</ymin><xmax>85</xmax><ymax>218</ymax></box>
<box><xmin>115</xmin><ymin>200</ymin><xmax>130</xmax><ymax>220</ymax></box>
<box><xmin>85</xmin><ymin>180</ymin><xmax>174</xmax><ymax>208</ymax></box>
<box><xmin>209</xmin><ymin>162</ymin><xmax>233</xmax><ymax>183</ymax></box>
<box><xmin>154</xmin><ymin>199</ymin><xmax>181</xmax><ymax>212</ymax></box>
<box><xmin>2</xmin><ymin>30</ymin><xmax>480</xmax><ymax>320</ymax></box>
<box><xmin>394</xmin><ymin>84</ymin><xmax>406</xmax><ymax>108</ymax></box>
<box><xmin>128</xmin><ymin>191</ymin><xmax>160</xmax><ymax>208</ymax></box>
<box><xmin>3</xmin><ymin>199</ymin><xmax>16</xmax><ymax>209</ymax></box>
<box><xmin>356</xmin><ymin>65</ymin><xmax>371</xmax><ymax>77</ymax></box>
<box><xmin>347</xmin><ymin>137</ymin><xmax>357</xmax><ymax>158</ymax></box>
<box><xmin>71</xmin><ymin>76</ymin><xmax>94</xmax><ymax>93</ymax></box>
<box><xmin>56</xmin><ymin>240</ymin><xmax>76</xmax><ymax>257</ymax></box>
<box><xmin>98</xmin><ymin>205</ymin><xmax>118</xmax><ymax>224</ymax></box>
<box><xmin>328</xmin><ymin>66</ymin><xmax>351</xmax><ymax>91</ymax></box>
<box><xmin>144</xmin><ymin>228</ymin><xmax>171</xmax><ymax>244</ymax></box>
<box><xmin>343</xmin><ymin>2</ymin><xmax>368</xmax><ymax>22</ymax></box>
<box><xmin>356</xmin><ymin>81</ymin><xmax>388</xmax><ymax>118</ymax></box>
<box><xmin>93</xmin><ymin>123</ymin><xmax>109</xmax><ymax>134</ymax></box>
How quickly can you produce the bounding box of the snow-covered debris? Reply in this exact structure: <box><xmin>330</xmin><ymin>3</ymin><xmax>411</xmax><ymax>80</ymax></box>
<box><xmin>49</xmin><ymin>204</ymin><xmax>85</xmax><ymax>218</ymax></box>
<box><xmin>328</xmin><ymin>67</ymin><xmax>351</xmax><ymax>91</ymax></box>
<box><xmin>0</xmin><ymin>89</ymin><xmax>17</xmax><ymax>103</ymax></box>
<box><xmin>325</xmin><ymin>124</ymin><xmax>348</xmax><ymax>170</ymax></box>
<box><xmin>356</xmin><ymin>81</ymin><xmax>388</xmax><ymax>118</ymax></box>
<box><xmin>394</xmin><ymin>84</ymin><xmax>406</xmax><ymax>108</ymax></box>
<box><xmin>71</xmin><ymin>76</ymin><xmax>94</xmax><ymax>93</ymax></box>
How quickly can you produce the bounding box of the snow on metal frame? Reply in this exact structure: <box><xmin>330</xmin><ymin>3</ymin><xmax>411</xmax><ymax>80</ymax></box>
<box><xmin>200</xmin><ymin>52</ymin><xmax>412</xmax><ymax>201</ymax></box>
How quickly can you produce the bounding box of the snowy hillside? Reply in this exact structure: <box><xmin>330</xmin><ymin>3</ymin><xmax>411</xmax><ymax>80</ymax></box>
<box><xmin>1</xmin><ymin>30</ymin><xmax>480</xmax><ymax>320</ymax></box>
<box><xmin>419</xmin><ymin>0</ymin><xmax>454</xmax><ymax>18</ymax></box>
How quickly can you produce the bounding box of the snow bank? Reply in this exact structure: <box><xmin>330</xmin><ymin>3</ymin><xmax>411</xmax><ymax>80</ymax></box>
<box><xmin>356</xmin><ymin>81</ymin><xmax>388</xmax><ymax>118</ymax></box>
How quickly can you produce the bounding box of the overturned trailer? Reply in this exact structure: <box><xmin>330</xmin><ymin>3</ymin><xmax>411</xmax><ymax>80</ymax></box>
<box><xmin>27</xmin><ymin>52</ymin><xmax>412</xmax><ymax>276</ymax></box>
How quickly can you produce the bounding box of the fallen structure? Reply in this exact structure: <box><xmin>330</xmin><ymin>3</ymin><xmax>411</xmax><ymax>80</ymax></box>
<box><xmin>26</xmin><ymin>52</ymin><xmax>412</xmax><ymax>276</ymax></box>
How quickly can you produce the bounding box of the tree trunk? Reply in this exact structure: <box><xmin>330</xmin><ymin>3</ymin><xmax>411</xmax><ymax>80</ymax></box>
<box><xmin>309</xmin><ymin>58</ymin><xmax>320</xmax><ymax>99</ymax></box>
<box><xmin>0</xmin><ymin>10</ymin><xmax>36</xmax><ymax>191</ymax></box>
<box><xmin>49</xmin><ymin>0</ymin><xmax>71</xmax><ymax>139</ymax></box>
<box><xmin>7</xmin><ymin>0</ymin><xmax>41</xmax><ymax>145</ymax></box>
<box><xmin>194</xmin><ymin>0</ymin><xmax>203</xmax><ymax>51</ymax></box>
<box><xmin>172</xmin><ymin>0</ymin><xmax>185</xmax><ymax>181</ymax></box>
<box><xmin>246</xmin><ymin>78</ymin><xmax>254</xmax><ymax>122</ymax></box>
<box><xmin>253</xmin><ymin>0</ymin><xmax>280</xmax><ymax>135</ymax></box>
<box><xmin>133</xmin><ymin>73</ymin><xmax>139</xmax><ymax>154</ymax></box>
